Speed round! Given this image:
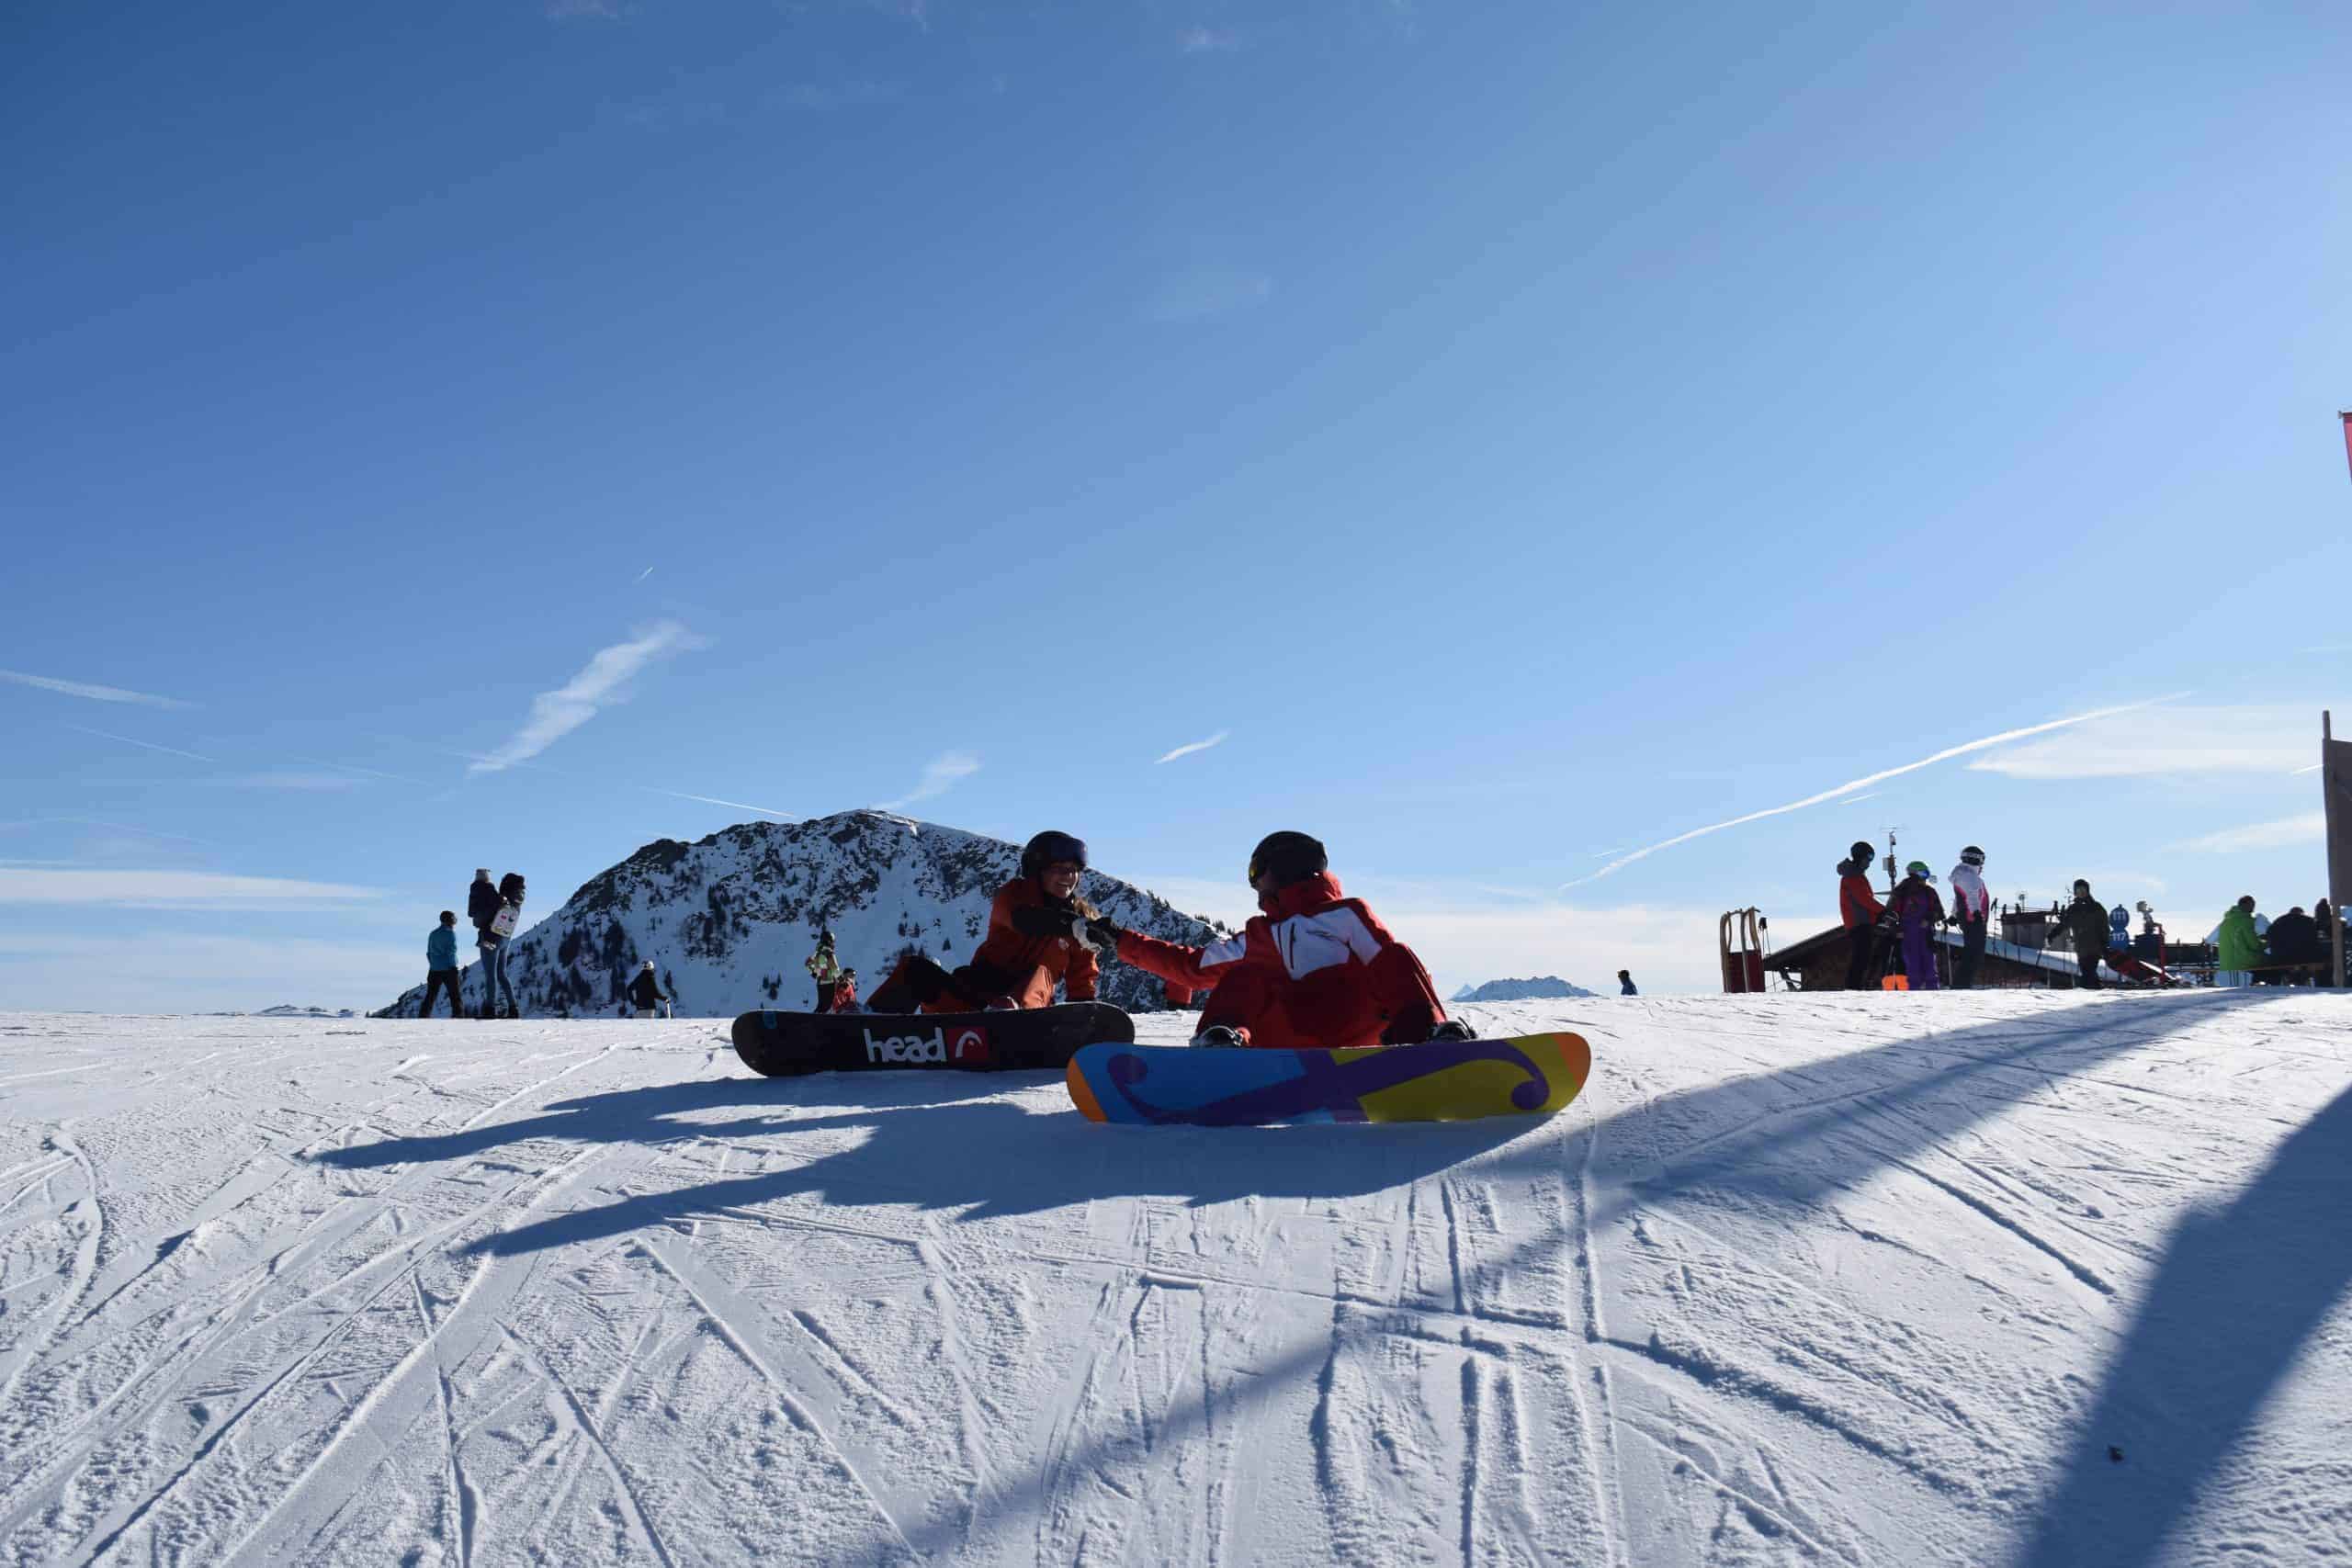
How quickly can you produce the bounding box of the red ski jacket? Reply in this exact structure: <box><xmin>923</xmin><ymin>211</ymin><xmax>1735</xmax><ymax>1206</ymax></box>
<box><xmin>967</xmin><ymin>877</ymin><xmax>1099</xmax><ymax>1003</ymax></box>
<box><xmin>1839</xmin><ymin>869</ymin><xmax>1884</xmax><ymax>929</ymax></box>
<box><xmin>1113</xmin><ymin>872</ymin><xmax>1444</xmax><ymax>1051</ymax></box>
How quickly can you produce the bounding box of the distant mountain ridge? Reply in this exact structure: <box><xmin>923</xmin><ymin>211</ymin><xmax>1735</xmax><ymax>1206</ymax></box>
<box><xmin>1450</xmin><ymin>975</ymin><xmax>1595</xmax><ymax>1003</ymax></box>
<box><xmin>378</xmin><ymin>810</ymin><xmax>1229</xmax><ymax>1020</ymax></box>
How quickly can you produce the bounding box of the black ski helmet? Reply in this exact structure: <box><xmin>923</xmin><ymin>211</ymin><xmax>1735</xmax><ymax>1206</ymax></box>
<box><xmin>1021</xmin><ymin>830</ymin><xmax>1088</xmax><ymax>878</ymax></box>
<box><xmin>1849</xmin><ymin>840</ymin><xmax>1875</xmax><ymax>864</ymax></box>
<box><xmin>2074</xmin><ymin>878</ymin><xmax>2091</xmax><ymax>895</ymax></box>
<box><xmin>1248</xmin><ymin>831</ymin><xmax>1328</xmax><ymax>888</ymax></box>
<box><xmin>1960</xmin><ymin>845</ymin><xmax>1985</xmax><ymax>867</ymax></box>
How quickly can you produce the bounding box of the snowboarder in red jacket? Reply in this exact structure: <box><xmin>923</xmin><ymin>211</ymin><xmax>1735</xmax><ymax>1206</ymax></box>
<box><xmin>1088</xmin><ymin>832</ymin><xmax>1461</xmax><ymax>1051</ymax></box>
<box><xmin>1838</xmin><ymin>840</ymin><xmax>1887</xmax><ymax>990</ymax></box>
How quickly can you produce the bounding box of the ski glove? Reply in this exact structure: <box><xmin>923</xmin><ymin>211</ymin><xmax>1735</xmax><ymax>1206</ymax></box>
<box><xmin>1010</xmin><ymin>905</ymin><xmax>1080</xmax><ymax>939</ymax></box>
<box><xmin>1084</xmin><ymin>917</ymin><xmax>1125</xmax><ymax>956</ymax></box>
<box><xmin>1426</xmin><ymin>1020</ymin><xmax>1476</xmax><ymax>1043</ymax></box>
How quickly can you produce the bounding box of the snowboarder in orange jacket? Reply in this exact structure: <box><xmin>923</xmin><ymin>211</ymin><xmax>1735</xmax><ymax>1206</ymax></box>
<box><xmin>867</xmin><ymin>831</ymin><xmax>1103</xmax><ymax>1013</ymax></box>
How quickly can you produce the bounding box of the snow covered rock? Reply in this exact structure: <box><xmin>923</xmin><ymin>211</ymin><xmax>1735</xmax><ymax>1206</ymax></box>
<box><xmin>1451</xmin><ymin>974</ymin><xmax>1595</xmax><ymax>1002</ymax></box>
<box><xmin>378</xmin><ymin>809</ymin><xmax>1229</xmax><ymax>1020</ymax></box>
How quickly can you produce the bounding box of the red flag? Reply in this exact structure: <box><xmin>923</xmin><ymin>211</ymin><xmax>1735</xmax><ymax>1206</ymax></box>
<box><xmin>2343</xmin><ymin>411</ymin><xmax>2352</xmax><ymax>482</ymax></box>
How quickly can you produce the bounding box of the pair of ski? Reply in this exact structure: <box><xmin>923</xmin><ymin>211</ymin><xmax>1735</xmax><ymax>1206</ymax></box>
<box><xmin>728</xmin><ymin>1003</ymin><xmax>1591</xmax><ymax>1128</ymax></box>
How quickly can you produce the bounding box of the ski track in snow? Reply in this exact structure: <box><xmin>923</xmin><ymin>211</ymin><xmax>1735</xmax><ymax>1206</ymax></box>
<box><xmin>0</xmin><ymin>995</ymin><xmax>2347</xmax><ymax>1565</ymax></box>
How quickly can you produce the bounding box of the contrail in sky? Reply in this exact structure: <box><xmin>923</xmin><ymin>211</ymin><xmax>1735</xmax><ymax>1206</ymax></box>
<box><xmin>63</xmin><ymin>724</ymin><xmax>215</xmax><ymax>763</ymax></box>
<box><xmin>642</xmin><ymin>787</ymin><xmax>793</xmax><ymax>820</ymax></box>
<box><xmin>1562</xmin><ymin>694</ymin><xmax>2185</xmax><ymax>888</ymax></box>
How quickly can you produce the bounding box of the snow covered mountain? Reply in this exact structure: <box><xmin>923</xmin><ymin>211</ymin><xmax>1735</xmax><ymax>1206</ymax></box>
<box><xmin>1450</xmin><ymin>974</ymin><xmax>1596</xmax><ymax>1002</ymax></box>
<box><xmin>379</xmin><ymin>809</ymin><xmax>1228</xmax><ymax>1020</ymax></box>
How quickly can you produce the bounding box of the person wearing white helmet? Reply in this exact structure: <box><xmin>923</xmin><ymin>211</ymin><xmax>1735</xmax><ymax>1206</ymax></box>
<box><xmin>1890</xmin><ymin>861</ymin><xmax>1945</xmax><ymax>990</ymax></box>
<box><xmin>628</xmin><ymin>960</ymin><xmax>672</xmax><ymax>1019</ymax></box>
<box><xmin>1948</xmin><ymin>846</ymin><xmax>1991</xmax><ymax>989</ymax></box>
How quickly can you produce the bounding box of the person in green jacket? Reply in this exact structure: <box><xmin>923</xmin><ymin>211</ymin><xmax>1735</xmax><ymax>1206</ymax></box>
<box><xmin>807</xmin><ymin>928</ymin><xmax>842</xmax><ymax>1012</ymax></box>
<box><xmin>2215</xmin><ymin>896</ymin><xmax>2264</xmax><ymax>987</ymax></box>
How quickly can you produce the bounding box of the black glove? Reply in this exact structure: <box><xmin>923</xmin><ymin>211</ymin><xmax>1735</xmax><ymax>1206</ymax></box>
<box><xmin>1011</xmin><ymin>905</ymin><xmax>1084</xmax><ymax>940</ymax></box>
<box><xmin>1084</xmin><ymin>917</ymin><xmax>1125</xmax><ymax>956</ymax></box>
<box><xmin>1427</xmin><ymin>1020</ymin><xmax>1476</xmax><ymax>1043</ymax></box>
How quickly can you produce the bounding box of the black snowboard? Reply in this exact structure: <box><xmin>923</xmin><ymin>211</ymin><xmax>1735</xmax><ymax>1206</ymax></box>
<box><xmin>729</xmin><ymin>1002</ymin><xmax>1134</xmax><ymax>1077</ymax></box>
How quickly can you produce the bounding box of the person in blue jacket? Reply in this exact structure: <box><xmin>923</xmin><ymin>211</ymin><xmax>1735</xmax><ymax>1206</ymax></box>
<box><xmin>1617</xmin><ymin>970</ymin><xmax>1638</xmax><ymax>996</ymax></box>
<box><xmin>422</xmin><ymin>912</ymin><xmax>462</xmax><ymax>1019</ymax></box>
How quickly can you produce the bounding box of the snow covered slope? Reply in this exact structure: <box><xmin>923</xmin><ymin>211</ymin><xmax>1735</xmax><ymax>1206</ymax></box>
<box><xmin>1452</xmin><ymin>974</ymin><xmax>1597</xmax><ymax>1002</ymax></box>
<box><xmin>3</xmin><ymin>992</ymin><xmax>2347</xmax><ymax>1564</ymax></box>
<box><xmin>382</xmin><ymin>810</ymin><xmax>1227</xmax><ymax>1020</ymax></box>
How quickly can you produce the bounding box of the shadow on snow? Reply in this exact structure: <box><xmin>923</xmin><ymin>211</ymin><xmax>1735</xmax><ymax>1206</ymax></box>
<box><xmin>312</xmin><ymin>990</ymin><xmax>2343</xmax><ymax>1566</ymax></box>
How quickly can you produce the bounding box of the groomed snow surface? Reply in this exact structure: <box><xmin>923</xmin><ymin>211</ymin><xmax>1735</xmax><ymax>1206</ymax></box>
<box><xmin>2</xmin><ymin>993</ymin><xmax>2347</xmax><ymax>1566</ymax></box>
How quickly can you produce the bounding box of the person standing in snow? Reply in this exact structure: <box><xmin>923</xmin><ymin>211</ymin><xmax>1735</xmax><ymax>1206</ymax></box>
<box><xmin>2057</xmin><ymin>880</ymin><xmax>2107</xmax><ymax>989</ymax></box>
<box><xmin>2215</xmin><ymin>896</ymin><xmax>2264</xmax><ymax>987</ymax></box>
<box><xmin>422</xmin><ymin>911</ymin><xmax>463</xmax><ymax>1018</ymax></box>
<box><xmin>476</xmin><ymin>872</ymin><xmax>525</xmax><ymax>1018</ymax></box>
<box><xmin>1947</xmin><ymin>846</ymin><xmax>1991</xmax><ymax>990</ymax></box>
<box><xmin>465</xmin><ymin>869</ymin><xmax>504</xmax><ymax>1017</ymax></box>
<box><xmin>1618</xmin><ymin>970</ymin><xmax>1638</xmax><ymax>996</ymax></box>
<box><xmin>628</xmin><ymin>960</ymin><xmax>670</xmax><ymax>1018</ymax></box>
<box><xmin>1890</xmin><ymin>862</ymin><xmax>1946</xmax><ymax>991</ymax></box>
<box><xmin>1082</xmin><ymin>831</ymin><xmax>1462</xmax><ymax>1051</ymax></box>
<box><xmin>866</xmin><ymin>831</ymin><xmax>1104</xmax><ymax>1014</ymax></box>
<box><xmin>807</xmin><ymin>929</ymin><xmax>842</xmax><ymax>1013</ymax></box>
<box><xmin>1838</xmin><ymin>840</ymin><xmax>1887</xmax><ymax>990</ymax></box>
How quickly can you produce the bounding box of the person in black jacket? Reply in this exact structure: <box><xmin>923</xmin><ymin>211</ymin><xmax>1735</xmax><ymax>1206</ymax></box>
<box><xmin>2267</xmin><ymin>906</ymin><xmax>2322</xmax><ymax>981</ymax></box>
<box><xmin>474</xmin><ymin>871</ymin><xmax>526</xmax><ymax>1019</ymax></box>
<box><xmin>628</xmin><ymin>960</ymin><xmax>670</xmax><ymax>1018</ymax></box>
<box><xmin>2058</xmin><ymin>880</ymin><xmax>2107</xmax><ymax>988</ymax></box>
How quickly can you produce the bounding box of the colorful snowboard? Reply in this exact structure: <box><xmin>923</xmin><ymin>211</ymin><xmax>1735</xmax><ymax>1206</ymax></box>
<box><xmin>730</xmin><ymin>1001</ymin><xmax>1133</xmax><ymax>1078</ymax></box>
<box><xmin>1065</xmin><ymin>1032</ymin><xmax>1592</xmax><ymax>1127</ymax></box>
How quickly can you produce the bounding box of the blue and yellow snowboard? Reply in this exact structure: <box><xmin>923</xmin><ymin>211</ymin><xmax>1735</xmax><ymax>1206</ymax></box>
<box><xmin>1065</xmin><ymin>1032</ymin><xmax>1591</xmax><ymax>1127</ymax></box>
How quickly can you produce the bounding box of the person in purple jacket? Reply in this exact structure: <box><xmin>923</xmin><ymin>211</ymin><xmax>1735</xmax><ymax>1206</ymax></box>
<box><xmin>1889</xmin><ymin>861</ymin><xmax>1946</xmax><ymax>991</ymax></box>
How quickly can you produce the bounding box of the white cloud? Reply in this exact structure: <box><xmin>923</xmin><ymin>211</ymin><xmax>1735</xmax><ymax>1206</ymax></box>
<box><xmin>1567</xmin><ymin>694</ymin><xmax>2183</xmax><ymax>888</ymax></box>
<box><xmin>0</xmin><ymin>869</ymin><xmax>382</xmax><ymax>908</ymax></box>
<box><xmin>1180</xmin><ymin>26</ymin><xmax>1240</xmax><ymax>53</ymax></box>
<box><xmin>884</xmin><ymin>750</ymin><xmax>981</xmax><ymax>810</ymax></box>
<box><xmin>0</xmin><ymin>931</ymin><xmax>413</xmax><ymax>1013</ymax></box>
<box><xmin>1</xmin><ymin>669</ymin><xmax>192</xmax><ymax>708</ymax></box>
<box><xmin>2172</xmin><ymin>812</ymin><xmax>2327</xmax><ymax>854</ymax></box>
<box><xmin>774</xmin><ymin>79</ymin><xmax>905</xmax><ymax>112</ymax></box>
<box><xmin>1967</xmin><ymin>704</ymin><xmax>2313</xmax><ymax>779</ymax></box>
<box><xmin>470</xmin><ymin>621</ymin><xmax>701</xmax><ymax>773</ymax></box>
<box><xmin>62</xmin><ymin>724</ymin><xmax>215</xmax><ymax>762</ymax></box>
<box><xmin>1148</xmin><ymin>265</ymin><xmax>1274</xmax><ymax>323</ymax></box>
<box><xmin>2</xmin><ymin>815</ymin><xmax>216</xmax><ymax>847</ymax></box>
<box><xmin>1156</xmin><ymin>730</ymin><xmax>1230</xmax><ymax>764</ymax></box>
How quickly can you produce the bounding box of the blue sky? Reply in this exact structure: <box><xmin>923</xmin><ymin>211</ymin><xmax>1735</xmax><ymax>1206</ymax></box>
<box><xmin>5</xmin><ymin>0</ymin><xmax>2349</xmax><ymax>1009</ymax></box>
